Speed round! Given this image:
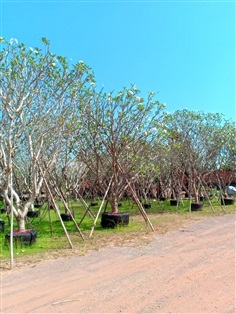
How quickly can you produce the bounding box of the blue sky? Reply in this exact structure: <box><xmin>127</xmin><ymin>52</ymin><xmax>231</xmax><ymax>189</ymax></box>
<box><xmin>1</xmin><ymin>0</ymin><xmax>235</xmax><ymax>122</ymax></box>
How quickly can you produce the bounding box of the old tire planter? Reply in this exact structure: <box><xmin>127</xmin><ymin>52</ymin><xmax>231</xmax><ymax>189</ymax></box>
<box><xmin>160</xmin><ymin>197</ymin><xmax>166</xmax><ymax>201</ymax></box>
<box><xmin>101</xmin><ymin>212</ymin><xmax>129</xmax><ymax>229</ymax></box>
<box><xmin>60</xmin><ymin>213</ymin><xmax>73</xmax><ymax>221</ymax></box>
<box><xmin>34</xmin><ymin>203</ymin><xmax>42</xmax><ymax>208</ymax></box>
<box><xmin>170</xmin><ymin>199</ymin><xmax>178</xmax><ymax>206</ymax></box>
<box><xmin>221</xmin><ymin>198</ymin><xmax>235</xmax><ymax>205</ymax></box>
<box><xmin>27</xmin><ymin>210</ymin><xmax>40</xmax><ymax>218</ymax></box>
<box><xmin>191</xmin><ymin>203</ymin><xmax>204</xmax><ymax>211</ymax></box>
<box><xmin>5</xmin><ymin>229</ymin><xmax>37</xmax><ymax>246</ymax></box>
<box><xmin>0</xmin><ymin>220</ymin><xmax>5</xmax><ymax>231</ymax></box>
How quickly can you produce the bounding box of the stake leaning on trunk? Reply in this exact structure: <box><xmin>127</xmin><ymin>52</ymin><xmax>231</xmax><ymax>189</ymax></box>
<box><xmin>117</xmin><ymin>162</ymin><xmax>155</xmax><ymax>232</ymax></box>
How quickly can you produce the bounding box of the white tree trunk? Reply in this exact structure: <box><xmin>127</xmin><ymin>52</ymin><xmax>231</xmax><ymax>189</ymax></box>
<box><xmin>16</xmin><ymin>216</ymin><xmax>26</xmax><ymax>232</ymax></box>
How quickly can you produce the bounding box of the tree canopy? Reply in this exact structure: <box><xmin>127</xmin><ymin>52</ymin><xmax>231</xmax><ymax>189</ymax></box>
<box><xmin>0</xmin><ymin>38</ymin><xmax>235</xmax><ymax>229</ymax></box>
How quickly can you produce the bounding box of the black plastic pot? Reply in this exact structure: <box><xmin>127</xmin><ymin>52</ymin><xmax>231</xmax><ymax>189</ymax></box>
<box><xmin>221</xmin><ymin>198</ymin><xmax>235</xmax><ymax>205</ymax></box>
<box><xmin>143</xmin><ymin>203</ymin><xmax>151</xmax><ymax>209</ymax></box>
<box><xmin>160</xmin><ymin>197</ymin><xmax>166</xmax><ymax>201</ymax></box>
<box><xmin>170</xmin><ymin>199</ymin><xmax>178</xmax><ymax>206</ymax></box>
<box><xmin>60</xmin><ymin>213</ymin><xmax>73</xmax><ymax>221</ymax></box>
<box><xmin>0</xmin><ymin>220</ymin><xmax>5</xmax><ymax>231</ymax></box>
<box><xmin>27</xmin><ymin>210</ymin><xmax>40</xmax><ymax>218</ymax></box>
<box><xmin>90</xmin><ymin>202</ymin><xmax>98</xmax><ymax>206</ymax></box>
<box><xmin>5</xmin><ymin>229</ymin><xmax>37</xmax><ymax>247</ymax></box>
<box><xmin>191</xmin><ymin>203</ymin><xmax>204</xmax><ymax>211</ymax></box>
<box><xmin>34</xmin><ymin>203</ymin><xmax>43</xmax><ymax>208</ymax></box>
<box><xmin>101</xmin><ymin>212</ymin><xmax>129</xmax><ymax>229</ymax></box>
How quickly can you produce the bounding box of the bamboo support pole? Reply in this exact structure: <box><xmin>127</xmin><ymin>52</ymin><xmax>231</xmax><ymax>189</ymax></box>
<box><xmin>42</xmin><ymin>176</ymin><xmax>73</xmax><ymax>249</ymax></box>
<box><xmin>54</xmin><ymin>186</ymin><xmax>85</xmax><ymax>241</ymax></box>
<box><xmin>117</xmin><ymin>163</ymin><xmax>155</xmax><ymax>232</ymax></box>
<box><xmin>78</xmin><ymin>206</ymin><xmax>94</xmax><ymax>227</ymax></box>
<box><xmin>48</xmin><ymin>203</ymin><xmax>53</xmax><ymax>236</ymax></box>
<box><xmin>79</xmin><ymin>194</ymin><xmax>96</xmax><ymax>219</ymax></box>
<box><xmin>76</xmin><ymin>192</ymin><xmax>96</xmax><ymax>226</ymax></box>
<box><xmin>201</xmin><ymin>183</ymin><xmax>215</xmax><ymax>212</ymax></box>
<box><xmin>124</xmin><ymin>176</ymin><xmax>155</xmax><ymax>232</ymax></box>
<box><xmin>89</xmin><ymin>176</ymin><xmax>113</xmax><ymax>238</ymax></box>
<box><xmin>10</xmin><ymin>193</ymin><xmax>14</xmax><ymax>269</ymax></box>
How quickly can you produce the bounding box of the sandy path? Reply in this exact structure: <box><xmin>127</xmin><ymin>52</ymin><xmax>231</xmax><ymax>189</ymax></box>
<box><xmin>1</xmin><ymin>214</ymin><xmax>235</xmax><ymax>314</ymax></box>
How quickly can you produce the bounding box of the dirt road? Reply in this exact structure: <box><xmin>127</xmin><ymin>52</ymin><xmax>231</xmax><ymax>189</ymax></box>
<box><xmin>1</xmin><ymin>214</ymin><xmax>235</xmax><ymax>313</ymax></box>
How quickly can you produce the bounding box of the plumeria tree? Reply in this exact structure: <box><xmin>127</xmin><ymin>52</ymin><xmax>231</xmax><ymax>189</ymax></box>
<box><xmin>0</xmin><ymin>37</ymin><xmax>94</xmax><ymax>232</ymax></box>
<box><xmin>73</xmin><ymin>85</ymin><xmax>166</xmax><ymax>213</ymax></box>
<box><xmin>204</xmin><ymin>120</ymin><xmax>236</xmax><ymax>197</ymax></box>
<box><xmin>163</xmin><ymin>109</ymin><xmax>234</xmax><ymax>204</ymax></box>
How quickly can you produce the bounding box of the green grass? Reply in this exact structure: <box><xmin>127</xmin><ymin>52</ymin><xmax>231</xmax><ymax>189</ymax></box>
<box><xmin>0</xmin><ymin>197</ymin><xmax>235</xmax><ymax>268</ymax></box>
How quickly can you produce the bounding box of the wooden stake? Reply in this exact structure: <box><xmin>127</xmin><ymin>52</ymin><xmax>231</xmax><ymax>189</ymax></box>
<box><xmin>201</xmin><ymin>183</ymin><xmax>215</xmax><ymax>212</ymax></box>
<box><xmin>89</xmin><ymin>176</ymin><xmax>113</xmax><ymax>238</ymax></box>
<box><xmin>48</xmin><ymin>203</ymin><xmax>53</xmax><ymax>236</ymax></box>
<box><xmin>42</xmin><ymin>176</ymin><xmax>73</xmax><ymax>249</ymax></box>
<box><xmin>117</xmin><ymin>163</ymin><xmax>155</xmax><ymax>232</ymax></box>
<box><xmin>123</xmin><ymin>176</ymin><xmax>155</xmax><ymax>232</ymax></box>
<box><xmin>76</xmin><ymin>192</ymin><xmax>96</xmax><ymax>226</ymax></box>
<box><xmin>54</xmin><ymin>186</ymin><xmax>85</xmax><ymax>241</ymax></box>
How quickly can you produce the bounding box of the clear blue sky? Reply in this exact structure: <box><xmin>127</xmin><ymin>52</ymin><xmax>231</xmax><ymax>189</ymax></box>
<box><xmin>1</xmin><ymin>0</ymin><xmax>235</xmax><ymax>122</ymax></box>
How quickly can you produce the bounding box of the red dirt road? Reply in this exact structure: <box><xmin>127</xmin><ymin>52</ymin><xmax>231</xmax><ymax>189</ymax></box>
<box><xmin>1</xmin><ymin>214</ymin><xmax>235</xmax><ymax>313</ymax></box>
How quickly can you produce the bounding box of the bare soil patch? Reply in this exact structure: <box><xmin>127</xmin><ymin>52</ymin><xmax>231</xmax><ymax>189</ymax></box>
<box><xmin>1</xmin><ymin>214</ymin><xmax>235</xmax><ymax>313</ymax></box>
